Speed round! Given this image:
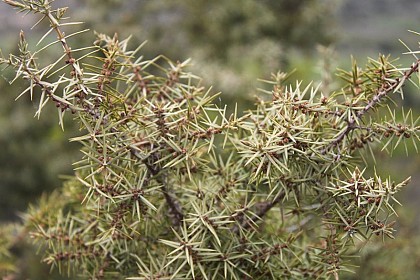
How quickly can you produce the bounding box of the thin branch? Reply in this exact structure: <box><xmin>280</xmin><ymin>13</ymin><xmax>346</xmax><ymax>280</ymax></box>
<box><xmin>231</xmin><ymin>191</ymin><xmax>286</xmax><ymax>235</ymax></box>
<box><xmin>357</xmin><ymin>59</ymin><xmax>419</xmax><ymax>118</ymax></box>
<box><xmin>45</xmin><ymin>8</ymin><xmax>76</xmax><ymax>70</ymax></box>
<box><xmin>19</xmin><ymin>60</ymin><xmax>79</xmax><ymax>112</ymax></box>
<box><xmin>130</xmin><ymin>148</ymin><xmax>184</xmax><ymax>226</ymax></box>
<box><xmin>325</xmin><ymin>58</ymin><xmax>420</xmax><ymax>153</ymax></box>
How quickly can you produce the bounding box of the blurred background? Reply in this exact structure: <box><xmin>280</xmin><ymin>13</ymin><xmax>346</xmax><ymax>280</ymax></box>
<box><xmin>0</xmin><ymin>0</ymin><xmax>419</xmax><ymax>279</ymax></box>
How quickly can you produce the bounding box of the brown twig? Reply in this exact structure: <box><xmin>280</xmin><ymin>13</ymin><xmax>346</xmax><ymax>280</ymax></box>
<box><xmin>130</xmin><ymin>148</ymin><xmax>184</xmax><ymax>226</ymax></box>
<box><xmin>231</xmin><ymin>190</ymin><xmax>286</xmax><ymax>234</ymax></box>
<box><xmin>145</xmin><ymin>160</ymin><xmax>184</xmax><ymax>226</ymax></box>
<box><xmin>45</xmin><ymin>10</ymin><xmax>76</xmax><ymax>71</ymax></box>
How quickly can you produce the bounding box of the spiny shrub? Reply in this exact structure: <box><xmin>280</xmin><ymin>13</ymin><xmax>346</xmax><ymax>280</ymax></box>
<box><xmin>1</xmin><ymin>1</ymin><xmax>419</xmax><ymax>279</ymax></box>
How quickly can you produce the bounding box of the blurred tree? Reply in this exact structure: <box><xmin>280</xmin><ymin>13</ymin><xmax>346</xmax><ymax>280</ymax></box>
<box><xmin>78</xmin><ymin>0</ymin><xmax>337</xmax><ymax>101</ymax></box>
<box><xmin>79</xmin><ymin>0</ymin><xmax>336</xmax><ymax>59</ymax></box>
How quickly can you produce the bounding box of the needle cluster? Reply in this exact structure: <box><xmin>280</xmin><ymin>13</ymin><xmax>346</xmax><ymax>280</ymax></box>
<box><xmin>1</xmin><ymin>1</ymin><xmax>419</xmax><ymax>279</ymax></box>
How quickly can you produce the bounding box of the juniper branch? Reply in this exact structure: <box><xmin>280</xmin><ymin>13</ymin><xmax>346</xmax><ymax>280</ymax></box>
<box><xmin>1</xmin><ymin>1</ymin><xmax>419</xmax><ymax>278</ymax></box>
<box><xmin>326</xmin><ymin>58</ymin><xmax>420</xmax><ymax>152</ymax></box>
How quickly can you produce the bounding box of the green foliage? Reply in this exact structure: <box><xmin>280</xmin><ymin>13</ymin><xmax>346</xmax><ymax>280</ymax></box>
<box><xmin>0</xmin><ymin>1</ymin><xmax>419</xmax><ymax>279</ymax></box>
